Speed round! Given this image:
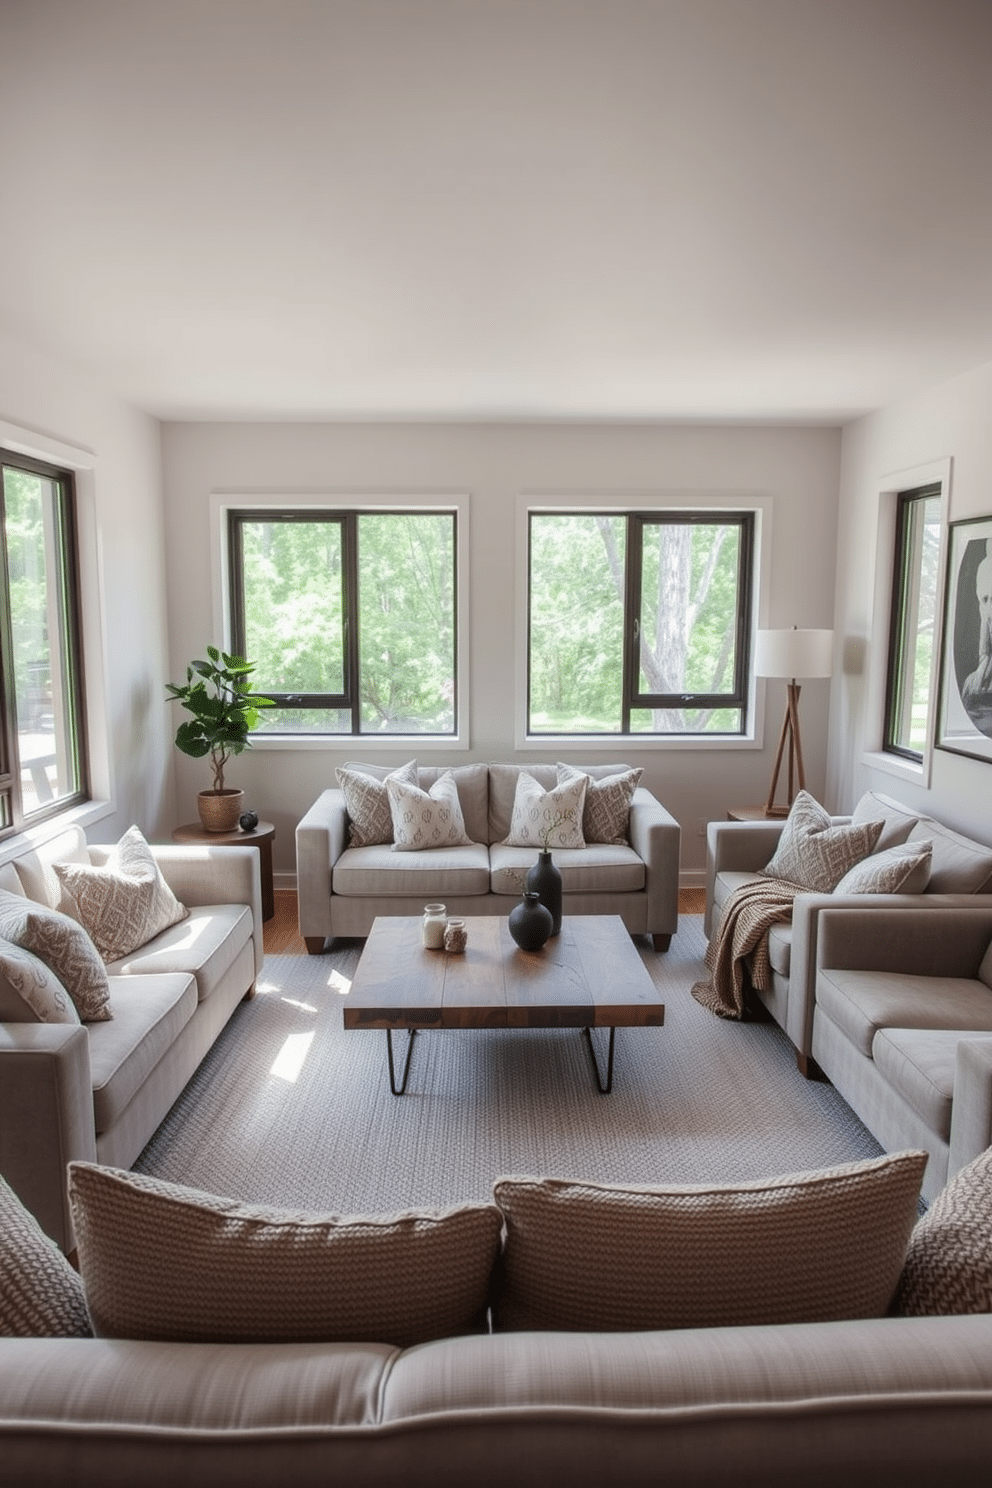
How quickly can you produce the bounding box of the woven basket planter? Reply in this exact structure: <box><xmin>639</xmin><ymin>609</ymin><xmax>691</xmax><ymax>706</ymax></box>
<box><xmin>196</xmin><ymin>788</ymin><xmax>244</xmax><ymax>833</ymax></box>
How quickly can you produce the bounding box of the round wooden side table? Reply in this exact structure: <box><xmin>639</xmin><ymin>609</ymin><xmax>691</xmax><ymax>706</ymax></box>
<box><xmin>171</xmin><ymin>820</ymin><xmax>275</xmax><ymax>921</ymax></box>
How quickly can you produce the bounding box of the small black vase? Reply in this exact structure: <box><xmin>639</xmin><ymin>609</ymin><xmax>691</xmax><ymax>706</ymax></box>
<box><xmin>508</xmin><ymin>891</ymin><xmax>553</xmax><ymax>951</ymax></box>
<box><xmin>526</xmin><ymin>849</ymin><xmax>562</xmax><ymax>935</ymax></box>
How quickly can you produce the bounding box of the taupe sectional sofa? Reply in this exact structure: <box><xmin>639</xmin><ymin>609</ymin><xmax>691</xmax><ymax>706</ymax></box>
<box><xmin>0</xmin><ymin>825</ymin><xmax>263</xmax><ymax>1251</ymax></box>
<box><xmin>297</xmin><ymin>761</ymin><xmax>681</xmax><ymax>952</ymax></box>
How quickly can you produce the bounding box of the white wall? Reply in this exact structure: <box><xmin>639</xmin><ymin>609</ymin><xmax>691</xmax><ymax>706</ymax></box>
<box><xmin>0</xmin><ymin>331</ymin><xmax>174</xmax><ymax>847</ymax></box>
<box><xmin>162</xmin><ymin>420</ymin><xmax>840</xmax><ymax>882</ymax></box>
<box><xmin>829</xmin><ymin>357</ymin><xmax>992</xmax><ymax>844</ymax></box>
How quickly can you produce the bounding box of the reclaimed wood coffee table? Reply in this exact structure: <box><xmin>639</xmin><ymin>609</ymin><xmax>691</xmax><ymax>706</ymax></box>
<box><xmin>343</xmin><ymin>914</ymin><xmax>665</xmax><ymax>1095</ymax></box>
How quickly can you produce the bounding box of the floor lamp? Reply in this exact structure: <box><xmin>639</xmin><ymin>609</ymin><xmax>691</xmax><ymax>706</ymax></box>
<box><xmin>755</xmin><ymin>628</ymin><xmax>834</xmax><ymax>817</ymax></box>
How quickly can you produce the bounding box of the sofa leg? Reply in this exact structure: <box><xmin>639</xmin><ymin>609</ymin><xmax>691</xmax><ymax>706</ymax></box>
<box><xmin>796</xmin><ymin>1051</ymin><xmax>825</xmax><ymax>1081</ymax></box>
<box><xmin>305</xmin><ymin>935</ymin><xmax>328</xmax><ymax>955</ymax></box>
<box><xmin>243</xmin><ymin>983</ymin><xmax>256</xmax><ymax>1001</ymax></box>
<box><xmin>652</xmin><ymin>933</ymin><xmax>672</xmax><ymax>952</ymax></box>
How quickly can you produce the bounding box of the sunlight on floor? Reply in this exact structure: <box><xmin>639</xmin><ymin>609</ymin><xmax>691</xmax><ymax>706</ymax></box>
<box><xmin>328</xmin><ymin>969</ymin><xmax>351</xmax><ymax>995</ymax></box>
<box><xmin>270</xmin><ymin>1030</ymin><xmax>316</xmax><ymax>1083</ymax></box>
<box><xmin>280</xmin><ymin>996</ymin><xmax>318</xmax><ymax>1014</ymax></box>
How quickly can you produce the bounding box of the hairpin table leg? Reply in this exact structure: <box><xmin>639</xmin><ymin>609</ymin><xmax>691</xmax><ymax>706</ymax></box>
<box><xmin>386</xmin><ymin>1028</ymin><xmax>417</xmax><ymax>1095</ymax></box>
<box><xmin>582</xmin><ymin>1025</ymin><xmax>616</xmax><ymax>1094</ymax></box>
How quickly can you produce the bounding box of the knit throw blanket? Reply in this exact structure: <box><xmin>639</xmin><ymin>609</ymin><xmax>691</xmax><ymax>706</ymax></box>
<box><xmin>691</xmin><ymin>877</ymin><xmax>802</xmax><ymax>1020</ymax></box>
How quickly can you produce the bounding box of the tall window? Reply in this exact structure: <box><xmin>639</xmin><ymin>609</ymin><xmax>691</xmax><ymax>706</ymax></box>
<box><xmin>228</xmin><ymin>509</ymin><xmax>457</xmax><ymax>735</ymax></box>
<box><xmin>0</xmin><ymin>449</ymin><xmax>87</xmax><ymax>835</ymax></box>
<box><xmin>884</xmin><ymin>484</ymin><xmax>942</xmax><ymax>759</ymax></box>
<box><xmin>528</xmin><ymin>511</ymin><xmax>754</xmax><ymax>736</ymax></box>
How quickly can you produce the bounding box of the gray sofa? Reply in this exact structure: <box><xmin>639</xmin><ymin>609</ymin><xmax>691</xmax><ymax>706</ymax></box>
<box><xmin>705</xmin><ymin>790</ymin><xmax>992</xmax><ymax>1075</ymax></box>
<box><xmin>0</xmin><ymin>826</ymin><xmax>263</xmax><ymax>1251</ymax></box>
<box><xmin>297</xmin><ymin>762</ymin><xmax>681</xmax><ymax>952</ymax></box>
<box><xmin>813</xmin><ymin>905</ymin><xmax>992</xmax><ymax>1201</ymax></box>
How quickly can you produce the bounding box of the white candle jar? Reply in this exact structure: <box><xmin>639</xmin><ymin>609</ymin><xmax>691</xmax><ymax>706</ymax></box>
<box><xmin>422</xmin><ymin>903</ymin><xmax>447</xmax><ymax>949</ymax></box>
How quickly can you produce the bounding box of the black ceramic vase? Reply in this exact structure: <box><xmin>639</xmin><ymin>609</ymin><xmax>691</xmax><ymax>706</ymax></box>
<box><xmin>508</xmin><ymin>891</ymin><xmax>553</xmax><ymax>952</ymax></box>
<box><xmin>526</xmin><ymin>849</ymin><xmax>562</xmax><ymax>935</ymax></box>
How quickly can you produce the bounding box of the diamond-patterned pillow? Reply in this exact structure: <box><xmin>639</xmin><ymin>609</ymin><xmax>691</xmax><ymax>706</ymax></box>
<box><xmin>763</xmin><ymin>790</ymin><xmax>883</xmax><ymax>892</ymax></box>
<box><xmin>386</xmin><ymin>770</ymin><xmax>473</xmax><ymax>851</ymax></box>
<box><xmin>894</xmin><ymin>1146</ymin><xmax>992</xmax><ymax>1315</ymax></box>
<box><xmin>833</xmin><ymin>841</ymin><xmax>932</xmax><ymax>896</ymax></box>
<box><xmin>53</xmin><ymin>825</ymin><xmax>188</xmax><ymax>963</ymax></box>
<box><xmin>503</xmin><ymin>771</ymin><xmax>587</xmax><ymax>850</ymax></box>
<box><xmin>557</xmin><ymin>763</ymin><xmax>643</xmax><ymax>844</ymax></box>
<box><xmin>335</xmin><ymin>760</ymin><xmax>419</xmax><ymax>847</ymax></box>
<box><xmin>0</xmin><ymin>1175</ymin><xmax>92</xmax><ymax>1337</ymax></box>
<box><xmin>0</xmin><ymin>937</ymin><xmax>80</xmax><ymax>1023</ymax></box>
<box><xmin>0</xmin><ymin>889</ymin><xmax>111</xmax><ymax>1022</ymax></box>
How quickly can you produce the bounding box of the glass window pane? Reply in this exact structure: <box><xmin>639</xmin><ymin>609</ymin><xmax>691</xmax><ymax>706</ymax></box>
<box><xmin>252</xmin><ymin>706</ymin><xmax>351</xmax><ymax>735</ymax></box>
<box><xmin>239</xmin><ymin>518</ymin><xmax>345</xmax><ymax>695</ymax></box>
<box><xmin>886</xmin><ymin>491</ymin><xmax>942</xmax><ymax>756</ymax></box>
<box><xmin>358</xmin><ymin>513</ymin><xmax>456</xmax><ymax>734</ymax></box>
<box><xmin>630</xmin><ymin>706</ymin><xmax>743</xmax><ymax>733</ymax></box>
<box><xmin>638</xmin><ymin>522</ymin><xmax>741</xmax><ymax>697</ymax></box>
<box><xmin>528</xmin><ymin>514</ymin><xmax>625</xmax><ymax>734</ymax></box>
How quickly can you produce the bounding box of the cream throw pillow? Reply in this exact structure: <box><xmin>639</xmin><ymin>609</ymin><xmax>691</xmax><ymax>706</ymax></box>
<box><xmin>0</xmin><ymin>1175</ymin><xmax>91</xmax><ymax>1337</ymax></box>
<box><xmin>895</xmin><ymin>1146</ymin><xmax>992</xmax><ymax>1315</ymax></box>
<box><xmin>504</xmin><ymin>771</ymin><xmax>587</xmax><ymax>850</ymax></box>
<box><xmin>492</xmin><ymin>1151</ymin><xmax>926</xmax><ymax>1332</ymax></box>
<box><xmin>833</xmin><ymin>840</ymin><xmax>933</xmax><ymax>896</ymax></box>
<box><xmin>763</xmin><ymin>790</ymin><xmax>883</xmax><ymax>892</ymax></box>
<box><xmin>53</xmin><ymin>825</ymin><xmax>188</xmax><ymax>963</ymax></box>
<box><xmin>335</xmin><ymin>759</ymin><xmax>418</xmax><ymax>847</ymax></box>
<box><xmin>0</xmin><ymin>937</ymin><xmax>80</xmax><ymax>1024</ymax></box>
<box><xmin>386</xmin><ymin>769</ymin><xmax>473</xmax><ymax>851</ymax></box>
<box><xmin>69</xmin><ymin>1162</ymin><xmax>502</xmax><ymax>1347</ymax></box>
<box><xmin>556</xmin><ymin>763</ymin><xmax>642</xmax><ymax>845</ymax></box>
<box><xmin>0</xmin><ymin>889</ymin><xmax>110</xmax><ymax>1023</ymax></box>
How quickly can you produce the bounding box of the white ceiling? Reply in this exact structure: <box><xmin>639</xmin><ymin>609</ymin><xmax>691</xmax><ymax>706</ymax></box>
<box><xmin>2</xmin><ymin>0</ymin><xmax>992</xmax><ymax>424</ymax></box>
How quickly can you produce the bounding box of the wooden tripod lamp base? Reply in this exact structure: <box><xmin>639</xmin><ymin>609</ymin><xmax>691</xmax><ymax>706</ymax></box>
<box><xmin>755</xmin><ymin>627</ymin><xmax>834</xmax><ymax>819</ymax></box>
<box><xmin>764</xmin><ymin>680</ymin><xmax>806</xmax><ymax>817</ymax></box>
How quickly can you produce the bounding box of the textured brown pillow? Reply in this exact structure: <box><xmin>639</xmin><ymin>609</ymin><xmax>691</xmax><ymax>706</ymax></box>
<box><xmin>335</xmin><ymin>759</ymin><xmax>419</xmax><ymax>847</ymax></box>
<box><xmin>53</xmin><ymin>825</ymin><xmax>188</xmax><ymax>962</ymax></box>
<box><xmin>69</xmin><ymin>1162</ymin><xmax>502</xmax><ymax>1346</ymax></box>
<box><xmin>894</xmin><ymin>1146</ymin><xmax>992</xmax><ymax>1315</ymax></box>
<box><xmin>556</xmin><ymin>763</ymin><xmax>643</xmax><ymax>845</ymax></box>
<box><xmin>0</xmin><ymin>889</ymin><xmax>110</xmax><ymax>1022</ymax></box>
<box><xmin>0</xmin><ymin>1175</ymin><xmax>91</xmax><ymax>1337</ymax></box>
<box><xmin>492</xmin><ymin>1151</ymin><xmax>926</xmax><ymax>1332</ymax></box>
<box><xmin>764</xmin><ymin>790</ymin><xmax>883</xmax><ymax>892</ymax></box>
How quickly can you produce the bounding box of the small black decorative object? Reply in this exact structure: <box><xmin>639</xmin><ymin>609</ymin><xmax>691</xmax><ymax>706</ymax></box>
<box><xmin>239</xmin><ymin>810</ymin><xmax>259</xmax><ymax>832</ymax></box>
<box><xmin>508</xmin><ymin>890</ymin><xmax>553</xmax><ymax>952</ymax></box>
<box><xmin>526</xmin><ymin>849</ymin><xmax>562</xmax><ymax>935</ymax></box>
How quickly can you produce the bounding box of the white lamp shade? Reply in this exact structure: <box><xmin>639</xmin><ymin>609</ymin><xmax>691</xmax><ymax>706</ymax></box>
<box><xmin>755</xmin><ymin>628</ymin><xmax>834</xmax><ymax>679</ymax></box>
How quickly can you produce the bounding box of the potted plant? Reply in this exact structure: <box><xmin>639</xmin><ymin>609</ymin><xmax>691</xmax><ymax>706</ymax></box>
<box><xmin>166</xmin><ymin>646</ymin><xmax>274</xmax><ymax>832</ymax></box>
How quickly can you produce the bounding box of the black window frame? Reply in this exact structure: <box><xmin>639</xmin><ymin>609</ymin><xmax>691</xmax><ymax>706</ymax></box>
<box><xmin>227</xmin><ymin>507</ymin><xmax>459</xmax><ymax>737</ymax></box>
<box><xmin>0</xmin><ymin>447</ymin><xmax>88</xmax><ymax>838</ymax></box>
<box><xmin>527</xmin><ymin>509</ymin><xmax>755</xmax><ymax>737</ymax></box>
<box><xmin>883</xmin><ymin>483</ymin><xmax>942</xmax><ymax>763</ymax></box>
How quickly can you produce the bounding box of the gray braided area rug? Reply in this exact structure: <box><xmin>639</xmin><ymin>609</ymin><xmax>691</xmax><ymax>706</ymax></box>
<box><xmin>134</xmin><ymin>916</ymin><xmax>883</xmax><ymax>1215</ymax></box>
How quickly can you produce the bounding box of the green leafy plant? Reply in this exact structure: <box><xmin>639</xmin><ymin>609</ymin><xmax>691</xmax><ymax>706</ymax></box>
<box><xmin>165</xmin><ymin>646</ymin><xmax>274</xmax><ymax>792</ymax></box>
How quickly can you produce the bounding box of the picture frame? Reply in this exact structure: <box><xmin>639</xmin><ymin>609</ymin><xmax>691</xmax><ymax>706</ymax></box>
<box><xmin>936</xmin><ymin>514</ymin><xmax>992</xmax><ymax>763</ymax></box>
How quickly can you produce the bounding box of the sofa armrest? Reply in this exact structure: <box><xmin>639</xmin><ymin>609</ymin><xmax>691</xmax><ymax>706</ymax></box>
<box><xmin>704</xmin><ymin>820</ymin><xmax>785</xmax><ymax>936</ymax></box>
<box><xmin>948</xmin><ymin>1038</ymin><xmax>992</xmax><ymax>1178</ymax></box>
<box><xmin>0</xmin><ymin>1023</ymin><xmax>95</xmax><ymax>1252</ymax></box>
<box><xmin>627</xmin><ymin>789</ymin><xmax>681</xmax><ymax>942</ymax></box>
<box><xmin>296</xmin><ymin>789</ymin><xmax>349</xmax><ymax>946</ymax></box>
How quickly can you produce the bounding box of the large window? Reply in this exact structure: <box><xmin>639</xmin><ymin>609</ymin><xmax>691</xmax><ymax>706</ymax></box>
<box><xmin>884</xmin><ymin>484</ymin><xmax>943</xmax><ymax>760</ymax></box>
<box><xmin>528</xmin><ymin>511</ymin><xmax>754</xmax><ymax>736</ymax></box>
<box><xmin>228</xmin><ymin>509</ymin><xmax>457</xmax><ymax>735</ymax></box>
<box><xmin>0</xmin><ymin>449</ymin><xmax>87</xmax><ymax>835</ymax></box>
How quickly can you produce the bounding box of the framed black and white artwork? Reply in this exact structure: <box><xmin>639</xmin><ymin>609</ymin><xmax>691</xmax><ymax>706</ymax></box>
<box><xmin>937</xmin><ymin>514</ymin><xmax>992</xmax><ymax>763</ymax></box>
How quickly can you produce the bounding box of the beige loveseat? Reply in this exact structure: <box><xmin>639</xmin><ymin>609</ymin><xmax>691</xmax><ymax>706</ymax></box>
<box><xmin>705</xmin><ymin>790</ymin><xmax>992</xmax><ymax>1075</ymax></box>
<box><xmin>297</xmin><ymin>762</ymin><xmax>681</xmax><ymax>952</ymax></box>
<box><xmin>0</xmin><ymin>825</ymin><xmax>263</xmax><ymax>1251</ymax></box>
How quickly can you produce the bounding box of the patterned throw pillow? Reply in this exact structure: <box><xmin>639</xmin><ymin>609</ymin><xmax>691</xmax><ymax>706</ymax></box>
<box><xmin>0</xmin><ymin>1175</ymin><xmax>92</xmax><ymax>1337</ymax></box>
<box><xmin>763</xmin><ymin>790</ymin><xmax>883</xmax><ymax>892</ymax></box>
<box><xmin>894</xmin><ymin>1146</ymin><xmax>992</xmax><ymax>1315</ymax></box>
<box><xmin>832</xmin><ymin>841</ymin><xmax>933</xmax><ymax>896</ymax></box>
<box><xmin>0</xmin><ymin>889</ymin><xmax>111</xmax><ymax>1022</ymax></box>
<box><xmin>556</xmin><ymin>763</ymin><xmax>643</xmax><ymax>845</ymax></box>
<box><xmin>491</xmin><ymin>1151</ymin><xmax>926</xmax><ymax>1332</ymax></box>
<box><xmin>335</xmin><ymin>760</ymin><xmax>419</xmax><ymax>847</ymax></box>
<box><xmin>386</xmin><ymin>770</ymin><xmax>473</xmax><ymax>851</ymax></box>
<box><xmin>0</xmin><ymin>937</ymin><xmax>80</xmax><ymax>1023</ymax></box>
<box><xmin>53</xmin><ymin>825</ymin><xmax>188</xmax><ymax>963</ymax></box>
<box><xmin>503</xmin><ymin>772</ymin><xmax>587</xmax><ymax>850</ymax></box>
<box><xmin>69</xmin><ymin>1162</ymin><xmax>502</xmax><ymax>1347</ymax></box>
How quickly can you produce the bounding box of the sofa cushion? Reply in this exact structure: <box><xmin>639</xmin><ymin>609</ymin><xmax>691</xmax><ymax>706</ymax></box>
<box><xmin>335</xmin><ymin>759</ymin><xmax>418</xmax><ymax>847</ymax></box>
<box><xmin>766</xmin><ymin>922</ymin><xmax>792</xmax><ymax>978</ymax></box>
<box><xmin>7</xmin><ymin>825</ymin><xmax>90</xmax><ymax>908</ymax></box>
<box><xmin>872</xmin><ymin>1027</ymin><xmax>961</xmax><ymax>1141</ymax></box>
<box><xmin>0</xmin><ymin>1175</ymin><xmax>92</xmax><ymax>1338</ymax></box>
<box><xmin>69</xmin><ymin>1163</ymin><xmax>503</xmax><ymax>1347</ymax></box>
<box><xmin>0</xmin><ymin>937</ymin><xmax>80</xmax><ymax>1024</ymax></box>
<box><xmin>489</xmin><ymin>842</ymin><xmax>646</xmax><ymax>897</ymax></box>
<box><xmin>86</xmin><ymin>975</ymin><xmax>198</xmax><ymax>1133</ymax></box>
<box><xmin>332</xmin><ymin>843</ymin><xmax>491</xmax><ymax>898</ymax></box>
<box><xmin>763</xmin><ymin>791</ymin><xmax>882</xmax><ymax>892</ymax></box>
<box><xmin>386</xmin><ymin>770</ymin><xmax>473</xmax><ymax>851</ymax></box>
<box><xmin>504</xmin><ymin>771</ymin><xmax>587</xmax><ymax>850</ymax></box>
<box><xmin>851</xmin><ymin>791</ymin><xmax>920</xmax><ymax>852</ymax></box>
<box><xmin>895</xmin><ymin>1146</ymin><xmax>992</xmax><ymax>1316</ymax></box>
<box><xmin>557</xmin><ymin>763</ymin><xmax>643</xmax><ymax>845</ymax></box>
<box><xmin>53</xmin><ymin>825</ymin><xmax>188</xmax><ymax>962</ymax></box>
<box><xmin>491</xmin><ymin>1152</ymin><xmax>926</xmax><ymax>1333</ymax></box>
<box><xmin>105</xmin><ymin>903</ymin><xmax>254</xmax><ymax>1002</ymax></box>
<box><xmin>832</xmin><ymin>841</ymin><xmax>933</xmax><ymax>896</ymax></box>
<box><xmin>0</xmin><ymin>862</ymin><xmax>24</xmax><ymax>897</ymax></box>
<box><xmin>0</xmin><ymin>890</ymin><xmax>111</xmax><ymax>1023</ymax></box>
<box><xmin>816</xmin><ymin>969</ymin><xmax>992</xmax><ymax>1059</ymax></box>
<box><xmin>907</xmin><ymin>818</ymin><xmax>992</xmax><ymax>894</ymax></box>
